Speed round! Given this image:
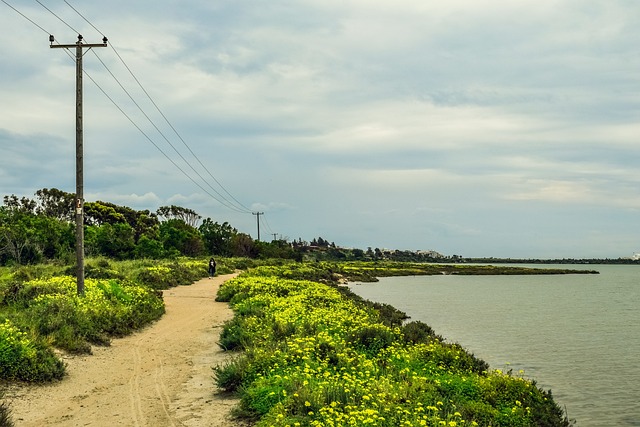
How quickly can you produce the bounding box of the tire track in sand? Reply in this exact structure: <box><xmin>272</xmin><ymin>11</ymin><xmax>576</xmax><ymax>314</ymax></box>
<box><xmin>7</xmin><ymin>273</ymin><xmax>241</xmax><ymax>427</ymax></box>
<box><xmin>128</xmin><ymin>342</ymin><xmax>146</xmax><ymax>427</ymax></box>
<box><xmin>152</xmin><ymin>346</ymin><xmax>177</xmax><ymax>425</ymax></box>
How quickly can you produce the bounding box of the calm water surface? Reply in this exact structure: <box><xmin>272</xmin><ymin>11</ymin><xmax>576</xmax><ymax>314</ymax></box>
<box><xmin>348</xmin><ymin>265</ymin><xmax>640</xmax><ymax>426</ymax></box>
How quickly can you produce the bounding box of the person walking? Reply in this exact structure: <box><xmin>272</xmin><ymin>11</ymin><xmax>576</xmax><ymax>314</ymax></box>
<box><xmin>208</xmin><ymin>257</ymin><xmax>217</xmax><ymax>278</ymax></box>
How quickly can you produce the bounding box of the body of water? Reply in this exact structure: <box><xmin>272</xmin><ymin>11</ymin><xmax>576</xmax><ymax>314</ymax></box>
<box><xmin>347</xmin><ymin>265</ymin><xmax>640</xmax><ymax>426</ymax></box>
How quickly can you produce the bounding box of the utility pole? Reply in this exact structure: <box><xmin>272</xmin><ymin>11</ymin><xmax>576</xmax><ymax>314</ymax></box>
<box><xmin>272</xmin><ymin>233</ymin><xmax>278</xmax><ymax>241</ymax></box>
<box><xmin>252</xmin><ymin>211</ymin><xmax>263</xmax><ymax>241</ymax></box>
<box><xmin>50</xmin><ymin>34</ymin><xmax>107</xmax><ymax>296</ymax></box>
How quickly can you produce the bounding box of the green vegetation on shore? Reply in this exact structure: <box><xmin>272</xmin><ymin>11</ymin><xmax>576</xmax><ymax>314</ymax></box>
<box><xmin>330</xmin><ymin>261</ymin><xmax>598</xmax><ymax>282</ymax></box>
<box><xmin>0</xmin><ymin>258</ymin><xmax>580</xmax><ymax>426</ymax></box>
<box><xmin>214</xmin><ymin>264</ymin><xmax>571</xmax><ymax>426</ymax></box>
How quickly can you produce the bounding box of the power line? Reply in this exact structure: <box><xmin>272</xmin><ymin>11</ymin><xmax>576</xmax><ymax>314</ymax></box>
<box><xmin>5</xmin><ymin>0</ymin><xmax>244</xmax><ymax>212</ymax></box>
<box><xmin>106</xmin><ymin>43</ymin><xmax>253</xmax><ymax>213</ymax></box>
<box><xmin>63</xmin><ymin>0</ymin><xmax>101</xmax><ymax>36</ymax></box>
<box><xmin>260</xmin><ymin>213</ymin><xmax>275</xmax><ymax>237</ymax></box>
<box><xmin>1</xmin><ymin>0</ymin><xmax>49</xmax><ymax>35</ymax></box>
<box><xmin>82</xmin><ymin>69</ymin><xmax>245</xmax><ymax>209</ymax></box>
<box><xmin>34</xmin><ymin>0</ymin><xmax>79</xmax><ymax>35</ymax></box>
<box><xmin>3</xmin><ymin>0</ymin><xmax>260</xmax><ymax>219</ymax></box>
<box><xmin>0</xmin><ymin>0</ymin><xmax>257</xmax><ymax>219</ymax></box>
<box><xmin>89</xmin><ymin>50</ymin><xmax>249</xmax><ymax>213</ymax></box>
<box><xmin>112</xmin><ymin>45</ymin><xmax>254</xmax><ymax>213</ymax></box>
<box><xmin>63</xmin><ymin>0</ymin><xmax>254</xmax><ymax>214</ymax></box>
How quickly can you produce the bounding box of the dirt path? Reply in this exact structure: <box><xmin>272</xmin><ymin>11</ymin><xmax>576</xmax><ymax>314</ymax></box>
<box><xmin>6</xmin><ymin>274</ymin><xmax>245</xmax><ymax>427</ymax></box>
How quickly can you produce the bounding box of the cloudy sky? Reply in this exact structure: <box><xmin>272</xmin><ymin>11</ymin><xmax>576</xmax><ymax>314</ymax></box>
<box><xmin>1</xmin><ymin>0</ymin><xmax>639</xmax><ymax>258</ymax></box>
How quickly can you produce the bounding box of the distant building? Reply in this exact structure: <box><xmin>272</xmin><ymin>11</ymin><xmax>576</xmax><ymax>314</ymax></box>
<box><xmin>416</xmin><ymin>250</ymin><xmax>445</xmax><ymax>258</ymax></box>
<box><xmin>631</xmin><ymin>253</ymin><xmax>640</xmax><ymax>261</ymax></box>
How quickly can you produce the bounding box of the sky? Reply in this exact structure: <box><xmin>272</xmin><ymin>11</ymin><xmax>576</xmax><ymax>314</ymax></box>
<box><xmin>1</xmin><ymin>0</ymin><xmax>639</xmax><ymax>259</ymax></box>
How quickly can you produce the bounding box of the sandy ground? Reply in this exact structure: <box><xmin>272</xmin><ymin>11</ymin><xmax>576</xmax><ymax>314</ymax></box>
<box><xmin>6</xmin><ymin>274</ymin><xmax>247</xmax><ymax>427</ymax></box>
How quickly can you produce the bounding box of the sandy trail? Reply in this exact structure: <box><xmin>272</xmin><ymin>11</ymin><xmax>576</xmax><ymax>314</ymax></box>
<box><xmin>6</xmin><ymin>274</ymin><xmax>245</xmax><ymax>427</ymax></box>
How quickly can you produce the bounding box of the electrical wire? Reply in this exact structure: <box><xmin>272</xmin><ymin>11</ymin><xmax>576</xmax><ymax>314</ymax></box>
<box><xmin>63</xmin><ymin>0</ymin><xmax>100</xmax><ymax>35</ymax></box>
<box><xmin>1</xmin><ymin>1</ymin><xmax>201</xmax><ymax>192</ymax></box>
<box><xmin>89</xmin><ymin>50</ymin><xmax>249</xmax><ymax>213</ymax></box>
<box><xmin>82</xmin><ymin>69</ymin><xmax>242</xmax><ymax>206</ymax></box>
<box><xmin>63</xmin><ymin>0</ymin><xmax>253</xmax><ymax>214</ymax></box>
<box><xmin>3</xmin><ymin>0</ymin><xmax>260</xmax><ymax>218</ymax></box>
<box><xmin>1</xmin><ymin>0</ymin><xmax>49</xmax><ymax>35</ymax></box>
<box><xmin>108</xmin><ymin>44</ymin><xmax>254</xmax><ymax>213</ymax></box>
<box><xmin>260</xmin><ymin>213</ymin><xmax>276</xmax><ymax>238</ymax></box>
<box><xmin>34</xmin><ymin>0</ymin><xmax>80</xmax><ymax>35</ymax></box>
<box><xmin>41</xmin><ymin>0</ymin><xmax>253</xmax><ymax>214</ymax></box>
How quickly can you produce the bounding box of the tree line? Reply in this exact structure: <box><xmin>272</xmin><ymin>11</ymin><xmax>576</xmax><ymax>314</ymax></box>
<box><xmin>0</xmin><ymin>188</ymin><xmax>300</xmax><ymax>265</ymax></box>
<box><xmin>0</xmin><ymin>188</ymin><xmax>452</xmax><ymax>266</ymax></box>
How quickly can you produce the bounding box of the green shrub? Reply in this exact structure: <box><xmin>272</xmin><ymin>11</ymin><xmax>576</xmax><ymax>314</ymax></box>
<box><xmin>371</xmin><ymin>301</ymin><xmax>409</xmax><ymax>327</ymax></box>
<box><xmin>84</xmin><ymin>258</ymin><xmax>125</xmax><ymax>280</ymax></box>
<box><xmin>213</xmin><ymin>356</ymin><xmax>250</xmax><ymax>392</ymax></box>
<box><xmin>219</xmin><ymin>317</ymin><xmax>249</xmax><ymax>351</ymax></box>
<box><xmin>240</xmin><ymin>376</ymin><xmax>286</xmax><ymax>416</ymax></box>
<box><xmin>215</xmin><ymin>283</ymin><xmax>240</xmax><ymax>303</ymax></box>
<box><xmin>402</xmin><ymin>320</ymin><xmax>442</xmax><ymax>344</ymax></box>
<box><xmin>10</xmin><ymin>267</ymin><xmax>34</xmax><ymax>283</ymax></box>
<box><xmin>22</xmin><ymin>277</ymin><xmax>164</xmax><ymax>354</ymax></box>
<box><xmin>347</xmin><ymin>324</ymin><xmax>397</xmax><ymax>356</ymax></box>
<box><xmin>135</xmin><ymin>261</ymin><xmax>206</xmax><ymax>289</ymax></box>
<box><xmin>136</xmin><ymin>266</ymin><xmax>174</xmax><ymax>289</ymax></box>
<box><xmin>0</xmin><ymin>275</ymin><xmax>78</xmax><ymax>308</ymax></box>
<box><xmin>0</xmin><ymin>319</ymin><xmax>65</xmax><ymax>382</ymax></box>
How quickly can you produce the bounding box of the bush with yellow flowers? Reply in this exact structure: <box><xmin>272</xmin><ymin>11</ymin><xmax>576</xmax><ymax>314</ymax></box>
<box><xmin>0</xmin><ymin>318</ymin><xmax>64</xmax><ymax>382</ymax></box>
<box><xmin>0</xmin><ymin>275</ymin><xmax>164</xmax><ymax>381</ymax></box>
<box><xmin>24</xmin><ymin>276</ymin><xmax>164</xmax><ymax>353</ymax></box>
<box><xmin>215</xmin><ymin>270</ymin><xmax>570</xmax><ymax>427</ymax></box>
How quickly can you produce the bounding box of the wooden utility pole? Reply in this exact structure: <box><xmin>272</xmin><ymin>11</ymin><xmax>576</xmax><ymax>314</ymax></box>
<box><xmin>50</xmin><ymin>34</ymin><xmax>107</xmax><ymax>295</ymax></box>
<box><xmin>253</xmin><ymin>211</ymin><xmax>264</xmax><ymax>241</ymax></box>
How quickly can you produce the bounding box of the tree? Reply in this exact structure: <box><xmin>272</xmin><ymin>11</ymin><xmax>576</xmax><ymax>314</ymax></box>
<box><xmin>85</xmin><ymin>201</ymin><xmax>159</xmax><ymax>243</ymax></box>
<box><xmin>95</xmin><ymin>223</ymin><xmax>136</xmax><ymax>260</ymax></box>
<box><xmin>351</xmin><ymin>248</ymin><xmax>366</xmax><ymax>260</ymax></box>
<box><xmin>0</xmin><ymin>207</ymin><xmax>40</xmax><ymax>264</ymax></box>
<box><xmin>256</xmin><ymin>239</ymin><xmax>300</xmax><ymax>260</ymax></box>
<box><xmin>84</xmin><ymin>202</ymin><xmax>126</xmax><ymax>225</ymax></box>
<box><xmin>199</xmin><ymin>218</ymin><xmax>237</xmax><ymax>256</ymax></box>
<box><xmin>230</xmin><ymin>233</ymin><xmax>258</xmax><ymax>258</ymax></box>
<box><xmin>157</xmin><ymin>205</ymin><xmax>201</xmax><ymax>228</ymax></box>
<box><xmin>160</xmin><ymin>219</ymin><xmax>204</xmax><ymax>257</ymax></box>
<box><xmin>134</xmin><ymin>235</ymin><xmax>165</xmax><ymax>259</ymax></box>
<box><xmin>0</xmin><ymin>207</ymin><xmax>73</xmax><ymax>264</ymax></box>
<box><xmin>3</xmin><ymin>194</ymin><xmax>36</xmax><ymax>214</ymax></box>
<box><xmin>36</xmin><ymin>215</ymin><xmax>74</xmax><ymax>259</ymax></box>
<box><xmin>34</xmin><ymin>188</ymin><xmax>75</xmax><ymax>222</ymax></box>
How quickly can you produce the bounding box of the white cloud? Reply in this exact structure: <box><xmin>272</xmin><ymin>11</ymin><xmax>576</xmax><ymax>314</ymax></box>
<box><xmin>87</xmin><ymin>191</ymin><xmax>162</xmax><ymax>208</ymax></box>
<box><xmin>2</xmin><ymin>0</ymin><xmax>640</xmax><ymax>257</ymax></box>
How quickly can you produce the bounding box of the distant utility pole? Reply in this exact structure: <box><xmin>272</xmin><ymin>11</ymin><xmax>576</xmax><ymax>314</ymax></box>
<box><xmin>252</xmin><ymin>211</ymin><xmax>264</xmax><ymax>241</ymax></box>
<box><xmin>50</xmin><ymin>34</ymin><xmax>107</xmax><ymax>296</ymax></box>
<box><xmin>272</xmin><ymin>233</ymin><xmax>278</xmax><ymax>241</ymax></box>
